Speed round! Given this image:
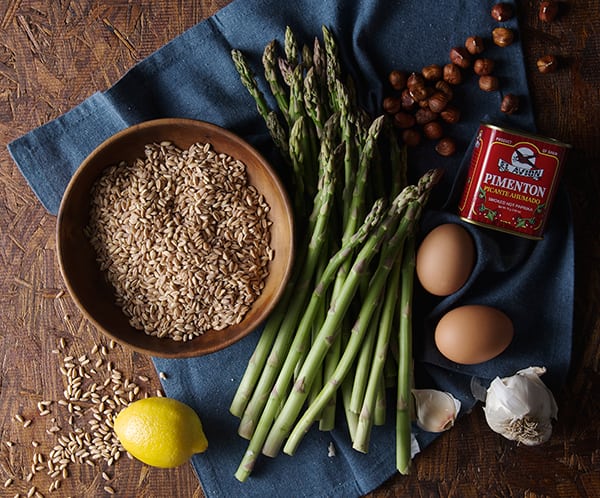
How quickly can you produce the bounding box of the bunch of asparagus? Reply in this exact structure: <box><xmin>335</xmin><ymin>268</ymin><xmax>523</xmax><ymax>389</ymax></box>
<box><xmin>229</xmin><ymin>26</ymin><xmax>442</xmax><ymax>481</ymax></box>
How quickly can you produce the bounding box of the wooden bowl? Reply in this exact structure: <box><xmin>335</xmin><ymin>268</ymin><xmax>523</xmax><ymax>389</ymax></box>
<box><xmin>57</xmin><ymin>118</ymin><xmax>294</xmax><ymax>358</ymax></box>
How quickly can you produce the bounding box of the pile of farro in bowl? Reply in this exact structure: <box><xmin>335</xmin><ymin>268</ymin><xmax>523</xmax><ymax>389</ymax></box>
<box><xmin>57</xmin><ymin>118</ymin><xmax>294</xmax><ymax>358</ymax></box>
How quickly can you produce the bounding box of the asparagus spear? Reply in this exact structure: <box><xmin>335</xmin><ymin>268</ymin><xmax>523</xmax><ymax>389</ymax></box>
<box><xmin>234</xmin><ymin>199</ymin><xmax>384</xmax><ymax>481</ymax></box>
<box><xmin>284</xmin><ymin>25</ymin><xmax>299</xmax><ymax>67</ymax></box>
<box><xmin>322</xmin><ymin>26</ymin><xmax>341</xmax><ymax>112</ymax></box>
<box><xmin>289</xmin><ymin>116</ymin><xmax>307</xmax><ymax>211</ymax></box>
<box><xmin>353</xmin><ymin>248</ymin><xmax>403</xmax><ymax>452</ymax></box>
<box><xmin>265</xmin><ymin>111</ymin><xmax>289</xmax><ymax>159</ymax></box>
<box><xmin>395</xmin><ymin>167</ymin><xmax>444</xmax><ymax>471</ymax></box>
<box><xmin>236</xmin><ymin>139</ymin><xmax>339</xmax><ymax>440</ymax></box>
<box><xmin>263</xmin><ymin>40</ymin><xmax>291</xmax><ymax>127</ymax></box>
<box><xmin>229</xmin><ymin>286</ymin><xmax>291</xmax><ymax>419</ymax></box>
<box><xmin>349</xmin><ymin>301</ymin><xmax>381</xmax><ymax>415</ymax></box>
<box><xmin>282</xmin><ymin>198</ymin><xmax>422</xmax><ymax>456</ymax></box>
<box><xmin>304</xmin><ymin>67</ymin><xmax>326</xmax><ymax>137</ymax></box>
<box><xmin>231</xmin><ymin>49</ymin><xmax>271</xmax><ymax>124</ymax></box>
<box><xmin>350</xmin><ymin>129</ymin><xmax>409</xmax><ymax>446</ymax></box>
<box><xmin>396</xmin><ymin>236</ymin><xmax>416</xmax><ymax>474</ymax></box>
<box><xmin>262</xmin><ymin>186</ymin><xmax>418</xmax><ymax>457</ymax></box>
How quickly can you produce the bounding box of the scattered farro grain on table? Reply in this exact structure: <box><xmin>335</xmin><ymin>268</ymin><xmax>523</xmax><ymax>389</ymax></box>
<box><xmin>86</xmin><ymin>141</ymin><xmax>274</xmax><ymax>341</ymax></box>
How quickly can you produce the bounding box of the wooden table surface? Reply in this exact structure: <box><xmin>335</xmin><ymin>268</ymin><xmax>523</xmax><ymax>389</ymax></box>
<box><xmin>1</xmin><ymin>1</ymin><xmax>598</xmax><ymax>497</ymax></box>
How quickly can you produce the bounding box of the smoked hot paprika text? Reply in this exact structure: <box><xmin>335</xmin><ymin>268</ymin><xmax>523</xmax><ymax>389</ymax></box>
<box><xmin>458</xmin><ymin>123</ymin><xmax>571</xmax><ymax>239</ymax></box>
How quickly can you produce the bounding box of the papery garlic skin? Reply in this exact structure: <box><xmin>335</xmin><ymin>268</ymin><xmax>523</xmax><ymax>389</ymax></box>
<box><xmin>412</xmin><ymin>389</ymin><xmax>461</xmax><ymax>433</ymax></box>
<box><xmin>483</xmin><ymin>366</ymin><xmax>558</xmax><ymax>446</ymax></box>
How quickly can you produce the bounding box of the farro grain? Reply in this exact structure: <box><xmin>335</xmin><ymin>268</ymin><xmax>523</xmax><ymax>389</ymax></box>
<box><xmin>86</xmin><ymin>141</ymin><xmax>273</xmax><ymax>339</ymax></box>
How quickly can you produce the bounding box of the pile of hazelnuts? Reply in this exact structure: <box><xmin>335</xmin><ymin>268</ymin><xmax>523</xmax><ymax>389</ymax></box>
<box><xmin>383</xmin><ymin>1</ymin><xmax>562</xmax><ymax>156</ymax></box>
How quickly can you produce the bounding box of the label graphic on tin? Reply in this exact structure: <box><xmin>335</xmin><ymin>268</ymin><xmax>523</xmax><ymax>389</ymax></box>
<box><xmin>498</xmin><ymin>146</ymin><xmax>544</xmax><ymax>180</ymax></box>
<box><xmin>459</xmin><ymin>124</ymin><xmax>569</xmax><ymax>239</ymax></box>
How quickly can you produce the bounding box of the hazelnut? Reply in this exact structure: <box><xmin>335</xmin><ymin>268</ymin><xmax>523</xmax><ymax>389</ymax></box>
<box><xmin>479</xmin><ymin>75</ymin><xmax>500</xmax><ymax>92</ymax></box>
<box><xmin>393</xmin><ymin>112</ymin><xmax>417</xmax><ymax>129</ymax></box>
<box><xmin>388</xmin><ymin>70</ymin><xmax>407</xmax><ymax>90</ymax></box>
<box><xmin>402</xmin><ymin>128</ymin><xmax>421</xmax><ymax>147</ymax></box>
<box><xmin>465</xmin><ymin>36</ymin><xmax>485</xmax><ymax>55</ymax></box>
<box><xmin>443</xmin><ymin>63</ymin><xmax>462</xmax><ymax>85</ymax></box>
<box><xmin>383</xmin><ymin>96</ymin><xmax>402</xmax><ymax>114</ymax></box>
<box><xmin>435</xmin><ymin>80</ymin><xmax>454</xmax><ymax>100</ymax></box>
<box><xmin>539</xmin><ymin>1</ymin><xmax>559</xmax><ymax>22</ymax></box>
<box><xmin>492</xmin><ymin>27</ymin><xmax>515</xmax><ymax>47</ymax></box>
<box><xmin>536</xmin><ymin>54</ymin><xmax>558</xmax><ymax>73</ymax></box>
<box><xmin>490</xmin><ymin>3</ymin><xmax>514</xmax><ymax>21</ymax></box>
<box><xmin>500</xmin><ymin>94</ymin><xmax>520</xmax><ymax>114</ymax></box>
<box><xmin>409</xmin><ymin>84</ymin><xmax>431</xmax><ymax>102</ymax></box>
<box><xmin>407</xmin><ymin>72</ymin><xmax>425</xmax><ymax>89</ymax></box>
<box><xmin>473</xmin><ymin>58</ymin><xmax>495</xmax><ymax>76</ymax></box>
<box><xmin>450</xmin><ymin>46</ymin><xmax>472</xmax><ymax>69</ymax></box>
<box><xmin>435</xmin><ymin>137</ymin><xmax>457</xmax><ymax>156</ymax></box>
<box><xmin>422</xmin><ymin>64</ymin><xmax>443</xmax><ymax>81</ymax></box>
<box><xmin>400</xmin><ymin>88</ymin><xmax>417</xmax><ymax>111</ymax></box>
<box><xmin>428</xmin><ymin>92</ymin><xmax>449</xmax><ymax>113</ymax></box>
<box><xmin>440</xmin><ymin>105</ymin><xmax>461</xmax><ymax>124</ymax></box>
<box><xmin>423</xmin><ymin>121</ymin><xmax>444</xmax><ymax>140</ymax></box>
<box><xmin>415</xmin><ymin>108</ymin><xmax>438</xmax><ymax>125</ymax></box>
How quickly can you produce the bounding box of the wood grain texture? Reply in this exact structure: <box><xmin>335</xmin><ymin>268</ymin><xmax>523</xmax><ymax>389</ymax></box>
<box><xmin>0</xmin><ymin>1</ymin><xmax>598</xmax><ymax>497</ymax></box>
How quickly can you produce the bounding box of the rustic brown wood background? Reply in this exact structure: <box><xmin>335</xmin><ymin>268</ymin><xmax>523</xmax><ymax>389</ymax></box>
<box><xmin>0</xmin><ymin>1</ymin><xmax>598</xmax><ymax>497</ymax></box>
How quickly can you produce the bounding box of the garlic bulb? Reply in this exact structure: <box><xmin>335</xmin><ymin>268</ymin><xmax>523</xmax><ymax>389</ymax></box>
<box><xmin>412</xmin><ymin>389</ymin><xmax>461</xmax><ymax>433</ymax></box>
<box><xmin>483</xmin><ymin>366</ymin><xmax>558</xmax><ymax>446</ymax></box>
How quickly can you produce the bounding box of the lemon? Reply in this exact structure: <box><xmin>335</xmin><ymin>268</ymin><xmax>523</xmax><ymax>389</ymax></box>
<box><xmin>114</xmin><ymin>397</ymin><xmax>208</xmax><ymax>468</ymax></box>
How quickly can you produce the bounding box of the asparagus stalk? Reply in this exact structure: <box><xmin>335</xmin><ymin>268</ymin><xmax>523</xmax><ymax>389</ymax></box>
<box><xmin>341</xmin><ymin>367</ymin><xmax>358</xmax><ymax>441</ymax></box>
<box><xmin>349</xmin><ymin>307</ymin><xmax>379</xmax><ymax>414</ymax></box>
<box><xmin>265</xmin><ymin>111</ymin><xmax>289</xmax><ymax>160</ymax></box>
<box><xmin>236</xmin><ymin>140</ymin><xmax>338</xmax><ymax>440</ymax></box>
<box><xmin>229</xmin><ymin>285</ymin><xmax>292</xmax><ymax>418</ymax></box>
<box><xmin>231</xmin><ymin>49</ymin><xmax>272</xmax><ymax>123</ymax></box>
<box><xmin>374</xmin><ymin>373</ymin><xmax>387</xmax><ymax>426</ymax></box>
<box><xmin>278</xmin><ymin>57</ymin><xmax>294</xmax><ymax>87</ymax></box>
<box><xmin>351</xmin><ymin>138</ymin><xmax>408</xmax><ymax>447</ymax></box>
<box><xmin>304</xmin><ymin>67</ymin><xmax>326</xmax><ymax>137</ymax></box>
<box><xmin>263</xmin><ymin>40</ymin><xmax>291</xmax><ymax>127</ymax></box>
<box><xmin>288</xmin><ymin>64</ymin><xmax>306</xmax><ymax>123</ymax></box>
<box><xmin>262</xmin><ymin>187</ymin><xmax>417</xmax><ymax>457</ymax></box>
<box><xmin>312</xmin><ymin>36</ymin><xmax>327</xmax><ymax>90</ymax></box>
<box><xmin>289</xmin><ymin>116</ymin><xmax>307</xmax><ymax>210</ymax></box>
<box><xmin>394</xmin><ymin>168</ymin><xmax>442</xmax><ymax>472</ymax></box>
<box><xmin>322</xmin><ymin>114</ymin><xmax>383</xmax><ymax>423</ymax></box>
<box><xmin>234</xmin><ymin>198</ymin><xmax>385</xmax><ymax>481</ymax></box>
<box><xmin>284</xmin><ymin>25</ymin><xmax>299</xmax><ymax>67</ymax></box>
<box><xmin>396</xmin><ymin>236</ymin><xmax>416</xmax><ymax>475</ymax></box>
<box><xmin>353</xmin><ymin>249</ymin><xmax>403</xmax><ymax>452</ymax></box>
<box><xmin>301</xmin><ymin>43</ymin><xmax>313</xmax><ymax>72</ymax></box>
<box><xmin>322</xmin><ymin>26</ymin><xmax>341</xmax><ymax>112</ymax></box>
<box><xmin>231</xmin><ymin>116</ymin><xmax>343</xmax><ymax>423</ymax></box>
<box><xmin>336</xmin><ymin>78</ymin><xmax>358</xmax><ymax>228</ymax></box>
<box><xmin>283</xmin><ymin>199</ymin><xmax>421</xmax><ymax>456</ymax></box>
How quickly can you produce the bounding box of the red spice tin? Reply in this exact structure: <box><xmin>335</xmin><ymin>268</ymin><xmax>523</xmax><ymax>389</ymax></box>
<box><xmin>458</xmin><ymin>123</ymin><xmax>571</xmax><ymax>239</ymax></box>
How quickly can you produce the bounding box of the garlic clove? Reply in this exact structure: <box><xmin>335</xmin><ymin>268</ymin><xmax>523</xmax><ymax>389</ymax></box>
<box><xmin>411</xmin><ymin>389</ymin><xmax>461</xmax><ymax>433</ymax></box>
<box><xmin>483</xmin><ymin>366</ymin><xmax>558</xmax><ymax>446</ymax></box>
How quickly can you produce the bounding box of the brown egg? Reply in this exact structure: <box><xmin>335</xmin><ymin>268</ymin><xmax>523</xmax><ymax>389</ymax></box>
<box><xmin>416</xmin><ymin>223</ymin><xmax>475</xmax><ymax>296</ymax></box>
<box><xmin>434</xmin><ymin>305</ymin><xmax>514</xmax><ymax>364</ymax></box>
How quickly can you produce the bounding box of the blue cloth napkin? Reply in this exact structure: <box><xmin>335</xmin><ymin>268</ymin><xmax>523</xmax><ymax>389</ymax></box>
<box><xmin>8</xmin><ymin>0</ymin><xmax>573</xmax><ymax>497</ymax></box>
